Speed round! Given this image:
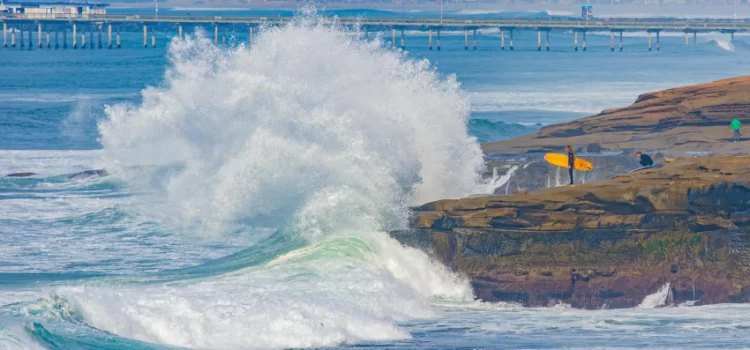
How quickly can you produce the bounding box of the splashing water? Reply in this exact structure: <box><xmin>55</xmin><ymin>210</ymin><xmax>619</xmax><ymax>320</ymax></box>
<box><xmin>67</xmin><ymin>13</ymin><xmax>483</xmax><ymax>349</ymax></box>
<box><xmin>638</xmin><ymin>283</ymin><xmax>672</xmax><ymax>308</ymax></box>
<box><xmin>698</xmin><ymin>33</ymin><xmax>736</xmax><ymax>52</ymax></box>
<box><xmin>714</xmin><ymin>39</ymin><xmax>736</xmax><ymax>52</ymax></box>
<box><xmin>485</xmin><ymin>165</ymin><xmax>518</xmax><ymax>194</ymax></box>
<box><xmin>99</xmin><ymin>15</ymin><xmax>484</xmax><ymax>236</ymax></box>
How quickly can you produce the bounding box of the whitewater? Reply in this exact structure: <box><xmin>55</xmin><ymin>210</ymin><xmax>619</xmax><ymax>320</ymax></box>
<box><xmin>0</xmin><ymin>16</ymin><xmax>488</xmax><ymax>349</ymax></box>
<box><xmin>2</xmin><ymin>11</ymin><xmax>750</xmax><ymax>350</ymax></box>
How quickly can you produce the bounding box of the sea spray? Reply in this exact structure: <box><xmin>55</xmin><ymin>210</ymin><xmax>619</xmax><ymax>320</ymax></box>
<box><xmin>99</xmin><ymin>14</ymin><xmax>484</xmax><ymax>235</ymax></box>
<box><xmin>78</xmin><ymin>12</ymin><xmax>481</xmax><ymax>349</ymax></box>
<box><xmin>638</xmin><ymin>283</ymin><xmax>672</xmax><ymax>308</ymax></box>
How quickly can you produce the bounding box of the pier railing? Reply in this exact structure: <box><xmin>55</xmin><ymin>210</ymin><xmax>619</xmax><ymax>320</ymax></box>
<box><xmin>2</xmin><ymin>14</ymin><xmax>750</xmax><ymax>31</ymax></box>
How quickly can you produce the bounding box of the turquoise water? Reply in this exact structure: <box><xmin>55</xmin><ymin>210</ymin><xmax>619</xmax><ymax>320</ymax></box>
<box><xmin>1</xmin><ymin>10</ymin><xmax>750</xmax><ymax>349</ymax></box>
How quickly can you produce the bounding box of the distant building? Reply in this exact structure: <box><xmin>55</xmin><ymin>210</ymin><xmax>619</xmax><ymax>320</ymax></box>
<box><xmin>0</xmin><ymin>1</ymin><xmax>108</xmax><ymax>19</ymax></box>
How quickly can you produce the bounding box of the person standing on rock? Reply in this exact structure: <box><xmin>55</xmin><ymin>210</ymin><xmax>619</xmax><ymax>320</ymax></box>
<box><xmin>731</xmin><ymin>118</ymin><xmax>742</xmax><ymax>142</ymax></box>
<box><xmin>566</xmin><ymin>145</ymin><xmax>575</xmax><ymax>185</ymax></box>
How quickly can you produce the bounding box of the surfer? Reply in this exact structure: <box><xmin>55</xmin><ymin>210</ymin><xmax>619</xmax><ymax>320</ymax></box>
<box><xmin>731</xmin><ymin>118</ymin><xmax>742</xmax><ymax>142</ymax></box>
<box><xmin>566</xmin><ymin>145</ymin><xmax>575</xmax><ymax>185</ymax></box>
<box><xmin>635</xmin><ymin>152</ymin><xmax>654</xmax><ymax>167</ymax></box>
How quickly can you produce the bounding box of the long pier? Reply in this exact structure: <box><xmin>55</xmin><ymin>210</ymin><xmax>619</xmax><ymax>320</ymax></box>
<box><xmin>1</xmin><ymin>14</ymin><xmax>748</xmax><ymax>51</ymax></box>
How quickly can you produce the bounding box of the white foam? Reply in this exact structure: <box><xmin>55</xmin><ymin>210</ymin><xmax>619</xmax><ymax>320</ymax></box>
<box><xmin>0</xmin><ymin>92</ymin><xmax>136</xmax><ymax>104</ymax></box>
<box><xmin>0</xmin><ymin>322</ymin><xmax>44</xmax><ymax>350</ymax></box>
<box><xmin>699</xmin><ymin>32</ymin><xmax>738</xmax><ymax>52</ymax></box>
<box><xmin>58</xmin><ymin>232</ymin><xmax>472</xmax><ymax>349</ymax></box>
<box><xmin>638</xmin><ymin>282</ymin><xmax>672</xmax><ymax>308</ymax></box>
<box><xmin>0</xmin><ymin>150</ymin><xmax>103</xmax><ymax>176</ymax></box>
<box><xmin>75</xmin><ymin>12</ymin><xmax>481</xmax><ymax>349</ymax></box>
<box><xmin>485</xmin><ymin>165</ymin><xmax>517</xmax><ymax>194</ymax></box>
<box><xmin>99</xmin><ymin>14</ymin><xmax>484</xmax><ymax>233</ymax></box>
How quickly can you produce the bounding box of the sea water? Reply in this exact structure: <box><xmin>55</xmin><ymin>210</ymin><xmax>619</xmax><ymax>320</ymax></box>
<box><xmin>1</xmin><ymin>10</ymin><xmax>750</xmax><ymax>349</ymax></box>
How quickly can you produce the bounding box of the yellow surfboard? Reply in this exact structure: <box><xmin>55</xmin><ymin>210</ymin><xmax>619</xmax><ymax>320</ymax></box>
<box><xmin>544</xmin><ymin>153</ymin><xmax>595</xmax><ymax>171</ymax></box>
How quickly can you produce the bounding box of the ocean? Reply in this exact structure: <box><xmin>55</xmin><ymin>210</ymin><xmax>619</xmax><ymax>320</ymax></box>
<box><xmin>1</xmin><ymin>9</ymin><xmax>750</xmax><ymax>349</ymax></box>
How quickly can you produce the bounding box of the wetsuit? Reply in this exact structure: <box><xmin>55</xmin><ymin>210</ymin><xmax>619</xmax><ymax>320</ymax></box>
<box><xmin>568</xmin><ymin>152</ymin><xmax>575</xmax><ymax>185</ymax></box>
<box><xmin>639</xmin><ymin>154</ymin><xmax>654</xmax><ymax>167</ymax></box>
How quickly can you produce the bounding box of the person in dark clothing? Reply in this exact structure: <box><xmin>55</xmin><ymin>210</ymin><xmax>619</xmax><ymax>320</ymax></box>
<box><xmin>636</xmin><ymin>152</ymin><xmax>654</xmax><ymax>167</ymax></box>
<box><xmin>566</xmin><ymin>145</ymin><xmax>575</xmax><ymax>185</ymax></box>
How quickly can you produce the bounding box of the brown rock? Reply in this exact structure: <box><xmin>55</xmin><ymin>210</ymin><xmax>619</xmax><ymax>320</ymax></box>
<box><xmin>393</xmin><ymin>156</ymin><xmax>750</xmax><ymax>309</ymax></box>
<box><xmin>483</xmin><ymin>76</ymin><xmax>750</xmax><ymax>155</ymax></box>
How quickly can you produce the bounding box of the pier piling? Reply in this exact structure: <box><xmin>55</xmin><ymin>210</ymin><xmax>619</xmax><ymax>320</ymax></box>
<box><xmin>730</xmin><ymin>31</ymin><xmax>735</xmax><ymax>41</ymax></box>
<box><xmin>214</xmin><ymin>24</ymin><xmax>218</xmax><ymax>44</ymax></box>
<box><xmin>685</xmin><ymin>32</ymin><xmax>689</xmax><ymax>46</ymax></box>
<box><xmin>500</xmin><ymin>29</ymin><xmax>504</xmax><ymax>50</ymax></box>
<box><xmin>473</xmin><ymin>29</ymin><xmax>476</xmax><ymax>50</ymax></box>
<box><xmin>63</xmin><ymin>29</ymin><xmax>67</xmax><ymax>49</ymax></box>
<box><xmin>582</xmin><ymin>31</ymin><xmax>587</xmax><ymax>51</ymax></box>
<box><xmin>648</xmin><ymin>32</ymin><xmax>652</xmax><ymax>51</ymax></box>
<box><xmin>46</xmin><ymin>32</ymin><xmax>50</xmax><ymax>49</ymax></box>
<box><xmin>27</xmin><ymin>29</ymin><xmax>31</xmax><ymax>50</ymax></box>
<box><xmin>464</xmin><ymin>29</ymin><xmax>468</xmax><ymax>50</ymax></box>
<box><xmin>391</xmin><ymin>28</ymin><xmax>395</xmax><ymax>48</ymax></box>
<box><xmin>116</xmin><ymin>27</ymin><xmax>120</xmax><ymax>48</ymax></box>
<box><xmin>222</xmin><ymin>29</ymin><xmax>226</xmax><ymax>46</ymax></box>
<box><xmin>81</xmin><ymin>32</ymin><xmax>86</xmax><ymax>49</ymax></box>
<box><xmin>428</xmin><ymin>29</ymin><xmax>432</xmax><ymax>50</ymax></box>
<box><xmin>152</xmin><ymin>28</ymin><xmax>155</xmax><ymax>48</ymax></box>
<box><xmin>89</xmin><ymin>26</ymin><xmax>93</xmax><ymax>50</ymax></box>
<box><xmin>143</xmin><ymin>24</ymin><xmax>147</xmax><ymax>48</ymax></box>
<box><xmin>98</xmin><ymin>25</ymin><xmax>102</xmax><ymax>49</ymax></box>
<box><xmin>107</xmin><ymin>24</ymin><xmax>112</xmax><ymax>49</ymax></box>
<box><xmin>178</xmin><ymin>24</ymin><xmax>182</xmax><ymax>39</ymax></box>
<box><xmin>72</xmin><ymin>23</ymin><xmax>76</xmax><ymax>49</ymax></box>
<box><xmin>574</xmin><ymin>31</ymin><xmax>578</xmax><ymax>51</ymax></box>
<box><xmin>11</xmin><ymin>28</ymin><xmax>15</xmax><ymax>48</ymax></box>
<box><xmin>537</xmin><ymin>30</ymin><xmax>541</xmax><ymax>51</ymax></box>
<box><xmin>546</xmin><ymin>30</ymin><xmax>550</xmax><ymax>51</ymax></box>
<box><xmin>509</xmin><ymin>30</ymin><xmax>514</xmax><ymax>50</ymax></box>
<box><xmin>37</xmin><ymin>23</ymin><xmax>42</xmax><ymax>49</ymax></box>
<box><xmin>20</xmin><ymin>28</ymin><xmax>24</xmax><ymax>49</ymax></box>
<box><xmin>249</xmin><ymin>26</ymin><xmax>253</xmax><ymax>45</ymax></box>
<box><xmin>2</xmin><ymin>23</ymin><xmax>6</xmax><ymax>48</ymax></box>
<box><xmin>437</xmin><ymin>29</ymin><xmax>440</xmax><ymax>51</ymax></box>
<box><xmin>55</xmin><ymin>30</ymin><xmax>59</xmax><ymax>49</ymax></box>
<box><xmin>620</xmin><ymin>31</ymin><xmax>623</xmax><ymax>51</ymax></box>
<box><xmin>656</xmin><ymin>31</ymin><xmax>660</xmax><ymax>51</ymax></box>
<box><xmin>610</xmin><ymin>32</ymin><xmax>614</xmax><ymax>52</ymax></box>
<box><xmin>401</xmin><ymin>28</ymin><xmax>404</xmax><ymax>49</ymax></box>
<box><xmin>694</xmin><ymin>31</ymin><xmax>697</xmax><ymax>45</ymax></box>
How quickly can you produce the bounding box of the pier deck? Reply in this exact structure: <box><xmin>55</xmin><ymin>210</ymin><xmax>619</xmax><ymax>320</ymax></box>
<box><xmin>1</xmin><ymin>14</ymin><xmax>748</xmax><ymax>51</ymax></box>
<box><xmin>3</xmin><ymin>14</ymin><xmax>750</xmax><ymax>31</ymax></box>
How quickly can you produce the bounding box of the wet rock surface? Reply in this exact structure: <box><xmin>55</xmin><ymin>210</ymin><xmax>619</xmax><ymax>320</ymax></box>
<box><xmin>393</xmin><ymin>156</ymin><xmax>750</xmax><ymax>308</ymax></box>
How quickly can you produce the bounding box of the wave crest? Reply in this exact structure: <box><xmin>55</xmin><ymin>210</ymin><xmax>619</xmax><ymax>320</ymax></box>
<box><xmin>99</xmin><ymin>15</ymin><xmax>484</xmax><ymax>236</ymax></box>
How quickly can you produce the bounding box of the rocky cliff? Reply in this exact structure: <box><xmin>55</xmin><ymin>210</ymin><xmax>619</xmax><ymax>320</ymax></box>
<box><xmin>393</xmin><ymin>156</ymin><xmax>750</xmax><ymax>308</ymax></box>
<box><xmin>483</xmin><ymin>76</ymin><xmax>750</xmax><ymax>156</ymax></box>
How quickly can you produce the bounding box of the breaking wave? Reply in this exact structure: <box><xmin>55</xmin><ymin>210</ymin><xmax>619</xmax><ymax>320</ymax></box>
<box><xmin>39</xmin><ymin>11</ymin><xmax>486</xmax><ymax>349</ymax></box>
